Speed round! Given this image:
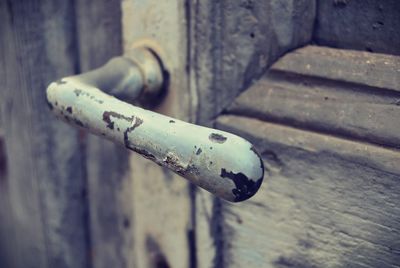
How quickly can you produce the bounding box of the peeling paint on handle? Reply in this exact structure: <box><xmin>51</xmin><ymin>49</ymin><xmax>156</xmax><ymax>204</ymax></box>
<box><xmin>46</xmin><ymin>48</ymin><xmax>264</xmax><ymax>202</ymax></box>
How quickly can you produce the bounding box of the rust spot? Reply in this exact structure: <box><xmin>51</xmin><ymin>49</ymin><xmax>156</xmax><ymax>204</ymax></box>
<box><xmin>103</xmin><ymin>111</ymin><xmax>134</xmax><ymax>125</ymax></box>
<box><xmin>163</xmin><ymin>153</ymin><xmax>185</xmax><ymax>174</ymax></box>
<box><xmin>196</xmin><ymin>148</ymin><xmax>202</xmax><ymax>155</ymax></box>
<box><xmin>107</xmin><ymin>122</ymin><xmax>114</xmax><ymax>130</ymax></box>
<box><xmin>163</xmin><ymin>153</ymin><xmax>200</xmax><ymax>177</ymax></box>
<box><xmin>74</xmin><ymin>89</ymin><xmax>82</xmax><ymax>97</ymax></box>
<box><xmin>123</xmin><ymin>117</ymin><xmax>143</xmax><ymax>149</ymax></box>
<box><xmin>74</xmin><ymin>118</ymin><xmax>84</xmax><ymax>127</ymax></box>
<box><xmin>186</xmin><ymin>164</ymin><xmax>200</xmax><ymax>176</ymax></box>
<box><xmin>209</xmin><ymin>133</ymin><xmax>227</xmax><ymax>143</ymax></box>
<box><xmin>132</xmin><ymin>147</ymin><xmax>156</xmax><ymax>161</ymax></box>
<box><xmin>74</xmin><ymin>88</ymin><xmax>103</xmax><ymax>104</ymax></box>
<box><xmin>103</xmin><ymin>111</ymin><xmax>135</xmax><ymax>130</ymax></box>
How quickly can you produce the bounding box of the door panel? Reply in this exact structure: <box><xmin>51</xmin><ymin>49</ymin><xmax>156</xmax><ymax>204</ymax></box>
<box><xmin>206</xmin><ymin>46</ymin><xmax>400</xmax><ymax>267</ymax></box>
<box><xmin>74</xmin><ymin>1</ymin><xmax>135</xmax><ymax>267</ymax></box>
<box><xmin>191</xmin><ymin>1</ymin><xmax>317</xmax><ymax>267</ymax></box>
<box><xmin>121</xmin><ymin>1</ymin><xmax>317</xmax><ymax>266</ymax></box>
<box><xmin>122</xmin><ymin>1</ymin><xmax>193</xmax><ymax>267</ymax></box>
<box><xmin>314</xmin><ymin>0</ymin><xmax>400</xmax><ymax>55</ymax></box>
<box><xmin>216</xmin><ymin>115</ymin><xmax>400</xmax><ymax>267</ymax></box>
<box><xmin>193</xmin><ymin>2</ymin><xmax>400</xmax><ymax>266</ymax></box>
<box><xmin>0</xmin><ymin>1</ymin><xmax>89</xmax><ymax>267</ymax></box>
<box><xmin>228</xmin><ymin>46</ymin><xmax>400</xmax><ymax>148</ymax></box>
<box><xmin>120</xmin><ymin>2</ymin><xmax>400</xmax><ymax>265</ymax></box>
<box><xmin>188</xmin><ymin>0</ymin><xmax>316</xmax><ymax>123</ymax></box>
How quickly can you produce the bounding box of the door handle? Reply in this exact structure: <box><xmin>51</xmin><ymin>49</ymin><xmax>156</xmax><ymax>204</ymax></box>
<box><xmin>46</xmin><ymin>47</ymin><xmax>264</xmax><ymax>202</ymax></box>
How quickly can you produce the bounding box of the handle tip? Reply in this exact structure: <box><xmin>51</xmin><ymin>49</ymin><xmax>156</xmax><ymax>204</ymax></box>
<box><xmin>222</xmin><ymin>146</ymin><xmax>264</xmax><ymax>202</ymax></box>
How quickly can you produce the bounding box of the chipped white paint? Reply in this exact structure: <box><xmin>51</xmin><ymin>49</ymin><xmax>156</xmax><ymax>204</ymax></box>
<box><xmin>46</xmin><ymin>47</ymin><xmax>264</xmax><ymax>202</ymax></box>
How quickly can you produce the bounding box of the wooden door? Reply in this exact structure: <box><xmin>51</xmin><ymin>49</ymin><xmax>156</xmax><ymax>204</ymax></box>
<box><xmin>122</xmin><ymin>1</ymin><xmax>400</xmax><ymax>268</ymax></box>
<box><xmin>0</xmin><ymin>1</ymin><xmax>124</xmax><ymax>267</ymax></box>
<box><xmin>1</xmin><ymin>1</ymin><xmax>399</xmax><ymax>268</ymax></box>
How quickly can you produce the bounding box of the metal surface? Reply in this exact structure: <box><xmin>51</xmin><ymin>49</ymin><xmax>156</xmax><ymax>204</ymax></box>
<box><xmin>46</xmin><ymin>47</ymin><xmax>264</xmax><ymax>202</ymax></box>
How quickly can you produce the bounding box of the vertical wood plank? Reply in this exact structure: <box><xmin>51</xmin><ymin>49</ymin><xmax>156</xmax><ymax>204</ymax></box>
<box><xmin>122</xmin><ymin>0</ymin><xmax>193</xmax><ymax>267</ymax></box>
<box><xmin>189</xmin><ymin>1</ymin><xmax>317</xmax><ymax>267</ymax></box>
<box><xmin>74</xmin><ymin>1</ymin><xmax>135</xmax><ymax>267</ymax></box>
<box><xmin>0</xmin><ymin>1</ymin><xmax>89</xmax><ymax>267</ymax></box>
<box><xmin>189</xmin><ymin>0</ymin><xmax>316</xmax><ymax>123</ymax></box>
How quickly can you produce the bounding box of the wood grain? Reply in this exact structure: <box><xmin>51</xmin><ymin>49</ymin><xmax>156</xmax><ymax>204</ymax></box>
<box><xmin>271</xmin><ymin>45</ymin><xmax>400</xmax><ymax>92</ymax></box>
<box><xmin>314</xmin><ymin>0</ymin><xmax>400</xmax><ymax>55</ymax></box>
<box><xmin>122</xmin><ymin>0</ymin><xmax>193</xmax><ymax>267</ymax></box>
<box><xmin>188</xmin><ymin>0</ymin><xmax>316</xmax><ymax>123</ymax></box>
<box><xmin>214</xmin><ymin>45</ymin><xmax>400</xmax><ymax>267</ymax></box>
<box><xmin>0</xmin><ymin>1</ymin><xmax>89</xmax><ymax>267</ymax></box>
<box><xmin>74</xmin><ymin>1</ymin><xmax>136</xmax><ymax>267</ymax></box>
<box><xmin>216</xmin><ymin>115</ymin><xmax>400</xmax><ymax>268</ymax></box>
<box><xmin>228</xmin><ymin>46</ymin><xmax>400</xmax><ymax>149</ymax></box>
<box><xmin>190</xmin><ymin>2</ymin><xmax>317</xmax><ymax>267</ymax></box>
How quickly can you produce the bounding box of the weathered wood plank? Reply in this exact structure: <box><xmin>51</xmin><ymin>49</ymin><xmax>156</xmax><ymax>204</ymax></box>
<box><xmin>191</xmin><ymin>2</ymin><xmax>317</xmax><ymax>267</ymax></box>
<box><xmin>215</xmin><ymin>115</ymin><xmax>400</xmax><ymax>268</ymax></box>
<box><xmin>189</xmin><ymin>0</ymin><xmax>316</xmax><ymax>123</ymax></box>
<box><xmin>129</xmin><ymin>154</ymin><xmax>192</xmax><ymax>268</ymax></box>
<box><xmin>85</xmin><ymin>140</ymin><xmax>134</xmax><ymax>268</ymax></box>
<box><xmin>0</xmin><ymin>1</ymin><xmax>89</xmax><ymax>267</ymax></box>
<box><xmin>74</xmin><ymin>1</ymin><xmax>135</xmax><ymax>267</ymax></box>
<box><xmin>122</xmin><ymin>0</ymin><xmax>193</xmax><ymax>267</ymax></box>
<box><xmin>228</xmin><ymin>46</ymin><xmax>400</xmax><ymax>149</ymax></box>
<box><xmin>271</xmin><ymin>46</ymin><xmax>400</xmax><ymax>93</ymax></box>
<box><xmin>314</xmin><ymin>0</ymin><xmax>400</xmax><ymax>55</ymax></box>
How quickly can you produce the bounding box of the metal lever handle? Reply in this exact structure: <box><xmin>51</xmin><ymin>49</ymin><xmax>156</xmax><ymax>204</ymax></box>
<box><xmin>46</xmin><ymin>47</ymin><xmax>264</xmax><ymax>202</ymax></box>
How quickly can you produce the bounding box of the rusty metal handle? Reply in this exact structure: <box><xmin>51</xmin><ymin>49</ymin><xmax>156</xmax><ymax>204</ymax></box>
<box><xmin>46</xmin><ymin>47</ymin><xmax>264</xmax><ymax>202</ymax></box>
